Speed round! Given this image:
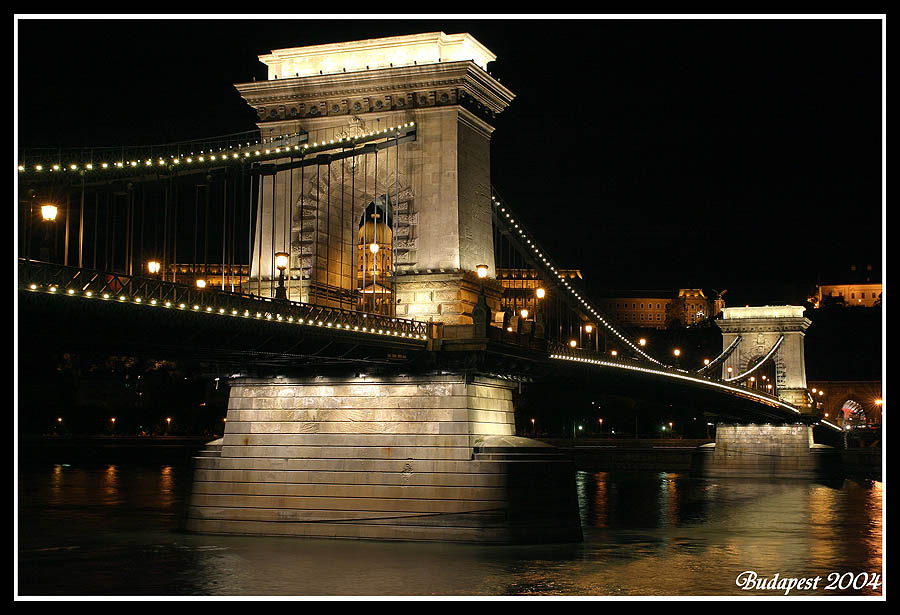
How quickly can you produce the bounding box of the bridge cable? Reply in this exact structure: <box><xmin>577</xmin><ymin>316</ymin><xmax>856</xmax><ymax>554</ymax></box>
<box><xmin>724</xmin><ymin>335</ymin><xmax>784</xmax><ymax>383</ymax></box>
<box><xmin>697</xmin><ymin>335</ymin><xmax>742</xmax><ymax>375</ymax></box>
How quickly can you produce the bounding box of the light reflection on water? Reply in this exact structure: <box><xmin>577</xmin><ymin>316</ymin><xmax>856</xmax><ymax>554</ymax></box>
<box><xmin>17</xmin><ymin>464</ymin><xmax>882</xmax><ymax>596</ymax></box>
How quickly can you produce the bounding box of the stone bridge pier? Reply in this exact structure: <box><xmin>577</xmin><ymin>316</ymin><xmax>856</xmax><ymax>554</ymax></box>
<box><xmin>186</xmin><ymin>373</ymin><xmax>582</xmax><ymax>543</ymax></box>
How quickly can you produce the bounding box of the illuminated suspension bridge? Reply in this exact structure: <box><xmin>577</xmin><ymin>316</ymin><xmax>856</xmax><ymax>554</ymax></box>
<box><xmin>16</xmin><ymin>32</ymin><xmax>846</xmax><ymax>544</ymax></box>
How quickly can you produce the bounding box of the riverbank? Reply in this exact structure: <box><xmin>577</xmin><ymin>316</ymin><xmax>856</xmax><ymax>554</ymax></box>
<box><xmin>18</xmin><ymin>435</ymin><xmax>212</xmax><ymax>464</ymax></box>
<box><xmin>539</xmin><ymin>438</ymin><xmax>882</xmax><ymax>479</ymax></box>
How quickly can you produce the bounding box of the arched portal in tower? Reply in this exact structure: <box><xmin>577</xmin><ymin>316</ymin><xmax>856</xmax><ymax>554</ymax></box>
<box><xmin>357</xmin><ymin>197</ymin><xmax>393</xmax><ymax>314</ymax></box>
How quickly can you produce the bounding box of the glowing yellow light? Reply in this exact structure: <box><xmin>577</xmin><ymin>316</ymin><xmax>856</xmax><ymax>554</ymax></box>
<box><xmin>703</xmin><ymin>358</ymin><xmax>710</xmax><ymax>365</ymax></box>
<box><xmin>520</xmin><ymin>309</ymin><xmax>529</xmax><ymax>319</ymax></box>
<box><xmin>275</xmin><ymin>252</ymin><xmax>290</xmax><ymax>270</ymax></box>
<box><xmin>569</xmin><ymin>340</ymin><xmax>577</xmax><ymax>348</ymax></box>
<box><xmin>196</xmin><ymin>279</ymin><xmax>206</xmax><ymax>289</ymax></box>
<box><xmin>535</xmin><ymin>287</ymin><xmax>546</xmax><ymax>299</ymax></box>
<box><xmin>41</xmin><ymin>204</ymin><xmax>58</xmax><ymax>221</ymax></box>
<box><xmin>369</xmin><ymin>242</ymin><xmax>379</xmax><ymax>255</ymax></box>
<box><xmin>875</xmin><ymin>399</ymin><xmax>883</xmax><ymax>406</ymax></box>
<box><xmin>584</xmin><ymin>324</ymin><xmax>593</xmax><ymax>333</ymax></box>
<box><xmin>673</xmin><ymin>348</ymin><xmax>681</xmax><ymax>357</ymax></box>
<box><xmin>475</xmin><ymin>264</ymin><xmax>488</xmax><ymax>278</ymax></box>
<box><xmin>611</xmin><ymin>350</ymin><xmax>618</xmax><ymax>356</ymax></box>
<box><xmin>147</xmin><ymin>260</ymin><xmax>161</xmax><ymax>275</ymax></box>
<box><xmin>639</xmin><ymin>338</ymin><xmax>647</xmax><ymax>346</ymax></box>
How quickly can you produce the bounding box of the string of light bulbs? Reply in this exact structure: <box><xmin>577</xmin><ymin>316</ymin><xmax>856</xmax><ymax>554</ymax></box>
<box><xmin>18</xmin><ymin>123</ymin><xmax>415</xmax><ymax>175</ymax></box>
<box><xmin>490</xmin><ymin>189</ymin><xmax>666</xmax><ymax>367</ymax></box>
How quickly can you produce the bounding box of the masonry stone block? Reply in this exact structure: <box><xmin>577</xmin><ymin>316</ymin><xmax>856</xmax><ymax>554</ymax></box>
<box><xmin>188</xmin><ymin>373</ymin><xmax>581</xmax><ymax>543</ymax></box>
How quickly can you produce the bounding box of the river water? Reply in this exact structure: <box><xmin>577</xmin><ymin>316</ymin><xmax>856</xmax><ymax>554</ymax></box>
<box><xmin>16</xmin><ymin>460</ymin><xmax>883</xmax><ymax>597</ymax></box>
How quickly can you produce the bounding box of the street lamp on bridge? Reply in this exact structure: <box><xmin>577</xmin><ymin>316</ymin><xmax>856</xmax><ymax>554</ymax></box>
<box><xmin>39</xmin><ymin>203</ymin><xmax>58</xmax><ymax>262</ymax></box>
<box><xmin>275</xmin><ymin>251</ymin><xmax>290</xmax><ymax>300</ymax></box>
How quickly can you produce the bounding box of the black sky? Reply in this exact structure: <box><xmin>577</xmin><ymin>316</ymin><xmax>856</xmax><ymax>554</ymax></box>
<box><xmin>16</xmin><ymin>17</ymin><xmax>884</xmax><ymax>307</ymax></box>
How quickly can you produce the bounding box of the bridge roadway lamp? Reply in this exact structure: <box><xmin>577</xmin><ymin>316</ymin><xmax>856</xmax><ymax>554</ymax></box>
<box><xmin>535</xmin><ymin>287</ymin><xmax>546</xmax><ymax>299</ymax></box>
<box><xmin>475</xmin><ymin>264</ymin><xmax>489</xmax><ymax>279</ymax></box>
<box><xmin>584</xmin><ymin>324</ymin><xmax>593</xmax><ymax>333</ymax></box>
<box><xmin>274</xmin><ymin>252</ymin><xmax>290</xmax><ymax>300</ymax></box>
<box><xmin>195</xmin><ymin>279</ymin><xmax>207</xmax><ymax>289</ymax></box>
<box><xmin>520</xmin><ymin>308</ymin><xmax>529</xmax><ymax>319</ymax></box>
<box><xmin>568</xmin><ymin>339</ymin><xmax>577</xmax><ymax>348</ymax></box>
<box><xmin>41</xmin><ymin>204</ymin><xmax>58</xmax><ymax>221</ymax></box>
<box><xmin>147</xmin><ymin>260</ymin><xmax>161</xmax><ymax>276</ymax></box>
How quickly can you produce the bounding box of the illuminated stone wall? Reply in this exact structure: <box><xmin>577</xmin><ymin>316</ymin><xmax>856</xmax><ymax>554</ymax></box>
<box><xmin>703</xmin><ymin>424</ymin><xmax>839</xmax><ymax>479</ymax></box>
<box><xmin>186</xmin><ymin>373</ymin><xmax>581</xmax><ymax>543</ymax></box>
<box><xmin>236</xmin><ymin>32</ymin><xmax>515</xmax><ymax>326</ymax></box>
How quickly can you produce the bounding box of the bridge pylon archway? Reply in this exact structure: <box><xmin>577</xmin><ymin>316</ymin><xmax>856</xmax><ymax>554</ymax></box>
<box><xmin>716</xmin><ymin>305</ymin><xmax>812</xmax><ymax>411</ymax></box>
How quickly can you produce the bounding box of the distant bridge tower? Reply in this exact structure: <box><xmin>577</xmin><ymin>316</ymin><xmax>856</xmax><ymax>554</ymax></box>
<box><xmin>235</xmin><ymin>32</ymin><xmax>514</xmax><ymax>323</ymax></box>
<box><xmin>716</xmin><ymin>306</ymin><xmax>812</xmax><ymax>410</ymax></box>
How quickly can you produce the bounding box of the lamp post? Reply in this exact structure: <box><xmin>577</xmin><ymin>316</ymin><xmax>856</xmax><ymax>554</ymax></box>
<box><xmin>147</xmin><ymin>260</ymin><xmax>161</xmax><ymax>278</ymax></box>
<box><xmin>370</xmin><ymin>243</ymin><xmax>380</xmax><ymax>312</ymax></box>
<box><xmin>40</xmin><ymin>204</ymin><xmax>58</xmax><ymax>262</ymax></box>
<box><xmin>274</xmin><ymin>251</ymin><xmax>289</xmax><ymax>300</ymax></box>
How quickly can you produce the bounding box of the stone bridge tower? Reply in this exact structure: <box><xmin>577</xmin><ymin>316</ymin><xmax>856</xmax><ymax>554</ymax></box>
<box><xmin>187</xmin><ymin>33</ymin><xmax>582</xmax><ymax>544</ymax></box>
<box><xmin>236</xmin><ymin>32</ymin><xmax>514</xmax><ymax>325</ymax></box>
<box><xmin>716</xmin><ymin>306</ymin><xmax>812</xmax><ymax>409</ymax></box>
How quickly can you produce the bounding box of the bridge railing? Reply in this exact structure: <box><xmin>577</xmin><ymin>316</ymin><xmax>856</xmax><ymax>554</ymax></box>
<box><xmin>18</xmin><ymin>259</ymin><xmax>430</xmax><ymax>340</ymax></box>
<box><xmin>548</xmin><ymin>341</ymin><xmax>796</xmax><ymax>407</ymax></box>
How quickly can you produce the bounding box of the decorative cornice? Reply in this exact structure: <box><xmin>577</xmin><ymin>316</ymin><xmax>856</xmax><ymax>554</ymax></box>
<box><xmin>234</xmin><ymin>61</ymin><xmax>515</xmax><ymax>119</ymax></box>
<box><xmin>717</xmin><ymin>317</ymin><xmax>812</xmax><ymax>334</ymax></box>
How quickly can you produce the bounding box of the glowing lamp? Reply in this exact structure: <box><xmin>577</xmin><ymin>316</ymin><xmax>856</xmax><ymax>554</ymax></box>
<box><xmin>520</xmin><ymin>309</ymin><xmax>529</xmax><ymax>319</ymax></box>
<box><xmin>568</xmin><ymin>340</ymin><xmax>577</xmax><ymax>348</ymax></box>
<box><xmin>368</xmin><ymin>243</ymin><xmax>379</xmax><ymax>255</ymax></box>
<box><xmin>535</xmin><ymin>287</ymin><xmax>546</xmax><ymax>299</ymax></box>
<box><xmin>703</xmin><ymin>358</ymin><xmax>710</xmax><ymax>365</ymax></box>
<box><xmin>147</xmin><ymin>260</ymin><xmax>161</xmax><ymax>275</ymax></box>
<box><xmin>611</xmin><ymin>350</ymin><xmax>618</xmax><ymax>357</ymax></box>
<box><xmin>673</xmin><ymin>348</ymin><xmax>681</xmax><ymax>357</ymax></box>
<box><xmin>639</xmin><ymin>338</ymin><xmax>647</xmax><ymax>346</ymax></box>
<box><xmin>41</xmin><ymin>204</ymin><xmax>58</xmax><ymax>221</ymax></box>
<box><xmin>195</xmin><ymin>279</ymin><xmax>207</xmax><ymax>289</ymax></box>
<box><xmin>584</xmin><ymin>324</ymin><xmax>594</xmax><ymax>333</ymax></box>
<box><xmin>275</xmin><ymin>252</ymin><xmax>290</xmax><ymax>271</ymax></box>
<box><xmin>475</xmin><ymin>264</ymin><xmax>488</xmax><ymax>278</ymax></box>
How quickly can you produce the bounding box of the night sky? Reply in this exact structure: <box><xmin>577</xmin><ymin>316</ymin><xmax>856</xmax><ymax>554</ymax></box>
<box><xmin>16</xmin><ymin>17</ymin><xmax>884</xmax><ymax>307</ymax></box>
